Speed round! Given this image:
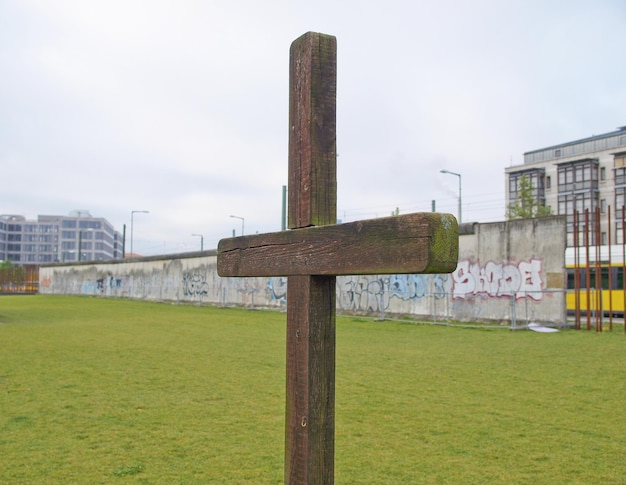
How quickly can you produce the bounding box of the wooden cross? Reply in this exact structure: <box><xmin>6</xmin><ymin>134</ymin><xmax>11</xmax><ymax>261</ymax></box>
<box><xmin>217</xmin><ymin>32</ymin><xmax>458</xmax><ymax>484</ymax></box>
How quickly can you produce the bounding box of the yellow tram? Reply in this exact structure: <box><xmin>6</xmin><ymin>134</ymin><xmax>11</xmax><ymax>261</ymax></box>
<box><xmin>566</xmin><ymin>245</ymin><xmax>626</xmax><ymax>316</ymax></box>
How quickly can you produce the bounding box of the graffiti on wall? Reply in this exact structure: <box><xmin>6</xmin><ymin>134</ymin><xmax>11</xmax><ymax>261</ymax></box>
<box><xmin>97</xmin><ymin>276</ymin><xmax>124</xmax><ymax>291</ymax></box>
<box><xmin>339</xmin><ymin>276</ymin><xmax>389</xmax><ymax>313</ymax></box>
<box><xmin>267</xmin><ymin>277</ymin><xmax>287</xmax><ymax>304</ymax></box>
<box><xmin>337</xmin><ymin>274</ymin><xmax>446</xmax><ymax>313</ymax></box>
<box><xmin>182</xmin><ymin>272</ymin><xmax>209</xmax><ymax>297</ymax></box>
<box><xmin>388</xmin><ymin>274</ymin><xmax>449</xmax><ymax>301</ymax></box>
<box><xmin>451</xmin><ymin>259</ymin><xmax>544</xmax><ymax>300</ymax></box>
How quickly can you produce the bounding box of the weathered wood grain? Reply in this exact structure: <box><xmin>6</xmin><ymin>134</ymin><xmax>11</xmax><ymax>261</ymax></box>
<box><xmin>286</xmin><ymin>32</ymin><xmax>337</xmax><ymax>485</ymax></box>
<box><xmin>215</xmin><ymin>30</ymin><xmax>459</xmax><ymax>485</ymax></box>
<box><xmin>284</xmin><ymin>274</ymin><xmax>335</xmax><ymax>484</ymax></box>
<box><xmin>217</xmin><ymin>212</ymin><xmax>458</xmax><ymax>277</ymax></box>
<box><xmin>288</xmin><ymin>31</ymin><xmax>337</xmax><ymax>229</ymax></box>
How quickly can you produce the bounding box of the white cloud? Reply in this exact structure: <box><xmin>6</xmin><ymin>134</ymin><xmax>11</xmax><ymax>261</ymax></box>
<box><xmin>2</xmin><ymin>0</ymin><xmax>625</xmax><ymax>255</ymax></box>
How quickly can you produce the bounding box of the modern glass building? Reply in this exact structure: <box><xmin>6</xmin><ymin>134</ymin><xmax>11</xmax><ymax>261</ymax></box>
<box><xmin>0</xmin><ymin>210</ymin><xmax>123</xmax><ymax>264</ymax></box>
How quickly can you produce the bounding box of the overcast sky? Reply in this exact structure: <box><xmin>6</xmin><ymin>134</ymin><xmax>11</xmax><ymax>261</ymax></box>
<box><xmin>2</xmin><ymin>0</ymin><xmax>625</xmax><ymax>255</ymax></box>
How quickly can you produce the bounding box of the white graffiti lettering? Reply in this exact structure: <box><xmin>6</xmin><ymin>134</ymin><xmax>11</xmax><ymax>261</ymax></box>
<box><xmin>452</xmin><ymin>259</ymin><xmax>544</xmax><ymax>300</ymax></box>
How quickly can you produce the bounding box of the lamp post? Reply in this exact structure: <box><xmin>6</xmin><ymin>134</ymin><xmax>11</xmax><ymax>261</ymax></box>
<box><xmin>77</xmin><ymin>228</ymin><xmax>93</xmax><ymax>262</ymax></box>
<box><xmin>191</xmin><ymin>233</ymin><xmax>204</xmax><ymax>251</ymax></box>
<box><xmin>440</xmin><ymin>169</ymin><xmax>462</xmax><ymax>223</ymax></box>
<box><xmin>230</xmin><ymin>215</ymin><xmax>245</xmax><ymax>236</ymax></box>
<box><xmin>130</xmin><ymin>210</ymin><xmax>149</xmax><ymax>257</ymax></box>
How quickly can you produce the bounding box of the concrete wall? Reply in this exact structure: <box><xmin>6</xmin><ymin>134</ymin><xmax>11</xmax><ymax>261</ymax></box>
<box><xmin>39</xmin><ymin>217</ymin><xmax>567</xmax><ymax>325</ymax></box>
<box><xmin>451</xmin><ymin>216</ymin><xmax>566</xmax><ymax>324</ymax></box>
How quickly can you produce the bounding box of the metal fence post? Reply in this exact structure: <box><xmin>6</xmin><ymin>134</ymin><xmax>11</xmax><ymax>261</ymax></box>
<box><xmin>510</xmin><ymin>294</ymin><xmax>516</xmax><ymax>329</ymax></box>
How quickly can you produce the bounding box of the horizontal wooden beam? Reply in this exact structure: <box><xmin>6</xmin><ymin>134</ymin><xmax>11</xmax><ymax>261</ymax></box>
<box><xmin>217</xmin><ymin>212</ymin><xmax>458</xmax><ymax>277</ymax></box>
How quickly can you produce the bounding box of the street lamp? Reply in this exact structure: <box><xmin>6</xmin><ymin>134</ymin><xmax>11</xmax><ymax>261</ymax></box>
<box><xmin>440</xmin><ymin>169</ymin><xmax>462</xmax><ymax>223</ymax></box>
<box><xmin>230</xmin><ymin>215</ymin><xmax>245</xmax><ymax>236</ymax></box>
<box><xmin>130</xmin><ymin>210</ymin><xmax>149</xmax><ymax>257</ymax></box>
<box><xmin>191</xmin><ymin>233</ymin><xmax>204</xmax><ymax>251</ymax></box>
<box><xmin>77</xmin><ymin>228</ymin><xmax>93</xmax><ymax>262</ymax></box>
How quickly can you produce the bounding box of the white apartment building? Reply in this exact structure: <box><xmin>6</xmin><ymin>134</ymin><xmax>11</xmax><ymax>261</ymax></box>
<box><xmin>506</xmin><ymin>126</ymin><xmax>626</xmax><ymax>247</ymax></box>
<box><xmin>0</xmin><ymin>210</ymin><xmax>123</xmax><ymax>264</ymax></box>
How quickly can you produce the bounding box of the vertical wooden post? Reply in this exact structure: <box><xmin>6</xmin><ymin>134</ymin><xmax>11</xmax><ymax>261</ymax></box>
<box><xmin>217</xmin><ymin>32</ymin><xmax>457</xmax><ymax>484</ymax></box>
<box><xmin>584</xmin><ymin>209</ymin><xmax>591</xmax><ymax>330</ymax></box>
<box><xmin>608</xmin><ymin>206</ymin><xmax>613</xmax><ymax>331</ymax></box>
<box><xmin>574</xmin><ymin>210</ymin><xmax>581</xmax><ymax>330</ymax></box>
<box><xmin>285</xmin><ymin>32</ymin><xmax>337</xmax><ymax>484</ymax></box>
<box><xmin>595</xmin><ymin>206</ymin><xmax>602</xmax><ymax>332</ymax></box>
<box><xmin>623</xmin><ymin>206</ymin><xmax>626</xmax><ymax>333</ymax></box>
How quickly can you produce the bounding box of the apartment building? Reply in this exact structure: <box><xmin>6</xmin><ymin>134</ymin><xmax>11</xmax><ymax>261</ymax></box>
<box><xmin>0</xmin><ymin>210</ymin><xmax>123</xmax><ymax>264</ymax></box>
<box><xmin>505</xmin><ymin>126</ymin><xmax>626</xmax><ymax>247</ymax></box>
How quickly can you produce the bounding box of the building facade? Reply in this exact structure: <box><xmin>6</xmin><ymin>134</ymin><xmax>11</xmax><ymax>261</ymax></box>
<box><xmin>0</xmin><ymin>210</ymin><xmax>123</xmax><ymax>264</ymax></box>
<box><xmin>506</xmin><ymin>126</ymin><xmax>626</xmax><ymax>247</ymax></box>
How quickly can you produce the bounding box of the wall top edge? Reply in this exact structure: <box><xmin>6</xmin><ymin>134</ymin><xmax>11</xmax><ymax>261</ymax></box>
<box><xmin>40</xmin><ymin>249</ymin><xmax>218</xmax><ymax>268</ymax></box>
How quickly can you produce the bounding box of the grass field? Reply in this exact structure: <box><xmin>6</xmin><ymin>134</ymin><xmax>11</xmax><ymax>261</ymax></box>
<box><xmin>1</xmin><ymin>296</ymin><xmax>625</xmax><ymax>484</ymax></box>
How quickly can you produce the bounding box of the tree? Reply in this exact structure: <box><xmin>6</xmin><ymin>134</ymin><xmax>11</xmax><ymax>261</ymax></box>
<box><xmin>507</xmin><ymin>174</ymin><xmax>552</xmax><ymax>220</ymax></box>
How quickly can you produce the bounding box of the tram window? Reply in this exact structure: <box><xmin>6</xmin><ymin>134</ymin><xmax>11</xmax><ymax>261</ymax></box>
<box><xmin>601</xmin><ymin>267</ymin><xmax>610</xmax><ymax>290</ymax></box>
<box><xmin>588</xmin><ymin>270</ymin><xmax>596</xmax><ymax>289</ymax></box>
<box><xmin>567</xmin><ymin>268</ymin><xmax>575</xmax><ymax>289</ymax></box>
<box><xmin>617</xmin><ymin>267</ymin><xmax>624</xmax><ymax>290</ymax></box>
<box><xmin>567</xmin><ymin>267</ymin><xmax>622</xmax><ymax>289</ymax></box>
<box><xmin>567</xmin><ymin>268</ymin><xmax>587</xmax><ymax>289</ymax></box>
<box><xmin>608</xmin><ymin>267</ymin><xmax>619</xmax><ymax>290</ymax></box>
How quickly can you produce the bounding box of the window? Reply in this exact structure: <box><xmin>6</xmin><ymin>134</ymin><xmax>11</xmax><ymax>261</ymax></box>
<box><xmin>616</xmin><ymin>167</ymin><xmax>626</xmax><ymax>186</ymax></box>
<box><xmin>618</xmin><ymin>191</ymin><xmax>626</xmax><ymax>212</ymax></box>
<box><xmin>557</xmin><ymin>159</ymin><xmax>599</xmax><ymax>193</ymax></box>
<box><xmin>559</xmin><ymin>191</ymin><xmax>600</xmax><ymax>245</ymax></box>
<box><xmin>79</xmin><ymin>221</ymin><xmax>102</xmax><ymax>230</ymax></box>
<box><xmin>546</xmin><ymin>176</ymin><xmax>551</xmax><ymax>189</ymax></box>
<box><xmin>508</xmin><ymin>169</ymin><xmax>546</xmax><ymax>205</ymax></box>
<box><xmin>601</xmin><ymin>167</ymin><xmax>606</xmax><ymax>180</ymax></box>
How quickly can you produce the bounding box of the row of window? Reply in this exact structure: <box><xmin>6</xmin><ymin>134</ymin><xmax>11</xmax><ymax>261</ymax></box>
<box><xmin>5</xmin><ymin>251</ymin><xmax>122</xmax><ymax>262</ymax></box>
<box><xmin>15</xmin><ymin>235</ymin><xmax>58</xmax><ymax>243</ymax></box>
<box><xmin>557</xmin><ymin>160</ymin><xmax>601</xmax><ymax>193</ymax></box>
<box><xmin>567</xmin><ymin>266</ymin><xmax>626</xmax><ymax>290</ymax></box>
<box><xmin>11</xmin><ymin>254</ymin><xmax>57</xmax><ymax>262</ymax></box>
<box><xmin>509</xmin><ymin>158</ymin><xmax>623</xmax><ymax>204</ymax></box>
<box><xmin>5</xmin><ymin>242</ymin><xmax>114</xmax><ymax>252</ymax></box>
<box><xmin>60</xmin><ymin>220</ymin><xmax>104</xmax><ymax>230</ymax></box>
<box><xmin>1</xmin><ymin>232</ymin><xmax>118</xmax><ymax>245</ymax></box>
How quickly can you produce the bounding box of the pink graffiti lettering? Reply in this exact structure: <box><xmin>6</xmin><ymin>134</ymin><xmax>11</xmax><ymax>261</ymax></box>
<box><xmin>452</xmin><ymin>259</ymin><xmax>543</xmax><ymax>300</ymax></box>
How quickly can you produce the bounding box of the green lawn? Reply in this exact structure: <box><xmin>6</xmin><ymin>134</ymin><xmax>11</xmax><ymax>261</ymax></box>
<box><xmin>1</xmin><ymin>296</ymin><xmax>624</xmax><ymax>484</ymax></box>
